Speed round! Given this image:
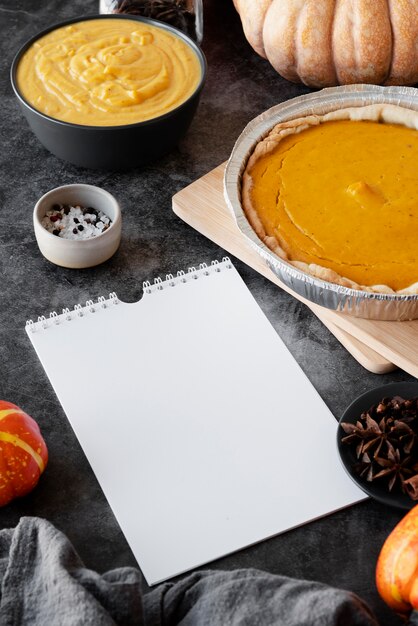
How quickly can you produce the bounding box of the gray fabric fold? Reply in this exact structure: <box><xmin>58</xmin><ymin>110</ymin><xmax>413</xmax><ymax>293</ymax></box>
<box><xmin>146</xmin><ymin>570</ymin><xmax>380</xmax><ymax>626</ymax></box>
<box><xmin>0</xmin><ymin>517</ymin><xmax>143</xmax><ymax>625</ymax></box>
<box><xmin>0</xmin><ymin>517</ymin><xmax>381</xmax><ymax>625</ymax></box>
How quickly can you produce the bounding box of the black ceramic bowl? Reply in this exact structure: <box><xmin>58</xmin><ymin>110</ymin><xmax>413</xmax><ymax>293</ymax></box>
<box><xmin>10</xmin><ymin>14</ymin><xmax>206</xmax><ymax>170</ymax></box>
<box><xmin>337</xmin><ymin>381</ymin><xmax>418</xmax><ymax>510</ymax></box>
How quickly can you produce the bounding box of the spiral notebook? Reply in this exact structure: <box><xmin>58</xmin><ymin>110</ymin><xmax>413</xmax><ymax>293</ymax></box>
<box><xmin>26</xmin><ymin>258</ymin><xmax>364</xmax><ymax>585</ymax></box>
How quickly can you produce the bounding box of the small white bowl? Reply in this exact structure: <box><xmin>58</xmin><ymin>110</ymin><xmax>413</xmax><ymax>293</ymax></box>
<box><xmin>34</xmin><ymin>184</ymin><xmax>122</xmax><ymax>268</ymax></box>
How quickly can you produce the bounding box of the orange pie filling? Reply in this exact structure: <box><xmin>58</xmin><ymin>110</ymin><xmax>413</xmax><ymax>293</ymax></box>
<box><xmin>243</xmin><ymin>118</ymin><xmax>418</xmax><ymax>293</ymax></box>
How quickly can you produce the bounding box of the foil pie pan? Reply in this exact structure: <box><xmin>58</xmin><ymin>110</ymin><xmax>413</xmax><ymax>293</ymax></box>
<box><xmin>224</xmin><ymin>84</ymin><xmax>418</xmax><ymax>321</ymax></box>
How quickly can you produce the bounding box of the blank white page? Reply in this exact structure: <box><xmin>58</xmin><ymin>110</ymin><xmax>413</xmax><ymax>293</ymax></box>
<box><xmin>26</xmin><ymin>259</ymin><xmax>364</xmax><ymax>585</ymax></box>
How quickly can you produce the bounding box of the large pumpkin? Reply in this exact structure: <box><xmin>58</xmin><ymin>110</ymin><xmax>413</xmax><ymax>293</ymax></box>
<box><xmin>0</xmin><ymin>401</ymin><xmax>48</xmax><ymax>506</ymax></box>
<box><xmin>233</xmin><ymin>0</ymin><xmax>418</xmax><ymax>88</ymax></box>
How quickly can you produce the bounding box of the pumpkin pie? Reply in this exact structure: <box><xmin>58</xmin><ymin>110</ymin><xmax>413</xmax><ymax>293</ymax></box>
<box><xmin>241</xmin><ymin>103</ymin><xmax>418</xmax><ymax>294</ymax></box>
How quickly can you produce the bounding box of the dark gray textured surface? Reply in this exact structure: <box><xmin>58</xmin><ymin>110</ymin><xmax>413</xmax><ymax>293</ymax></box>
<box><xmin>0</xmin><ymin>1</ymin><xmax>414</xmax><ymax>625</ymax></box>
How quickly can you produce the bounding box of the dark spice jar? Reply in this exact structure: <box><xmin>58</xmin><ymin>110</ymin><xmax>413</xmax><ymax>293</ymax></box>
<box><xmin>100</xmin><ymin>0</ymin><xmax>203</xmax><ymax>42</ymax></box>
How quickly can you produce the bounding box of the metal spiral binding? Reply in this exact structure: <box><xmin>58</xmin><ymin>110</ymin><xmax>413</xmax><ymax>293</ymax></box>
<box><xmin>25</xmin><ymin>292</ymin><xmax>120</xmax><ymax>333</ymax></box>
<box><xmin>38</xmin><ymin>315</ymin><xmax>47</xmax><ymax>330</ymax></box>
<box><xmin>141</xmin><ymin>257</ymin><xmax>232</xmax><ymax>295</ymax></box>
<box><xmin>50</xmin><ymin>311</ymin><xmax>59</xmax><ymax>325</ymax></box>
<box><xmin>25</xmin><ymin>258</ymin><xmax>232</xmax><ymax>332</ymax></box>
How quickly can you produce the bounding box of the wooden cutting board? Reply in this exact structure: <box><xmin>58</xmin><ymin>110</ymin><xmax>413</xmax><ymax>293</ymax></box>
<box><xmin>172</xmin><ymin>163</ymin><xmax>418</xmax><ymax>378</ymax></box>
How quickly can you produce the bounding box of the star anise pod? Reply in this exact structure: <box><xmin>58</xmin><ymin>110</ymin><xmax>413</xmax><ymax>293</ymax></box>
<box><xmin>373</xmin><ymin>442</ymin><xmax>415</xmax><ymax>493</ymax></box>
<box><xmin>341</xmin><ymin>412</ymin><xmax>397</xmax><ymax>459</ymax></box>
<box><xmin>391</xmin><ymin>420</ymin><xmax>418</xmax><ymax>454</ymax></box>
<box><xmin>340</xmin><ymin>420</ymin><xmax>370</xmax><ymax>458</ymax></box>
<box><xmin>353</xmin><ymin>452</ymin><xmax>374</xmax><ymax>482</ymax></box>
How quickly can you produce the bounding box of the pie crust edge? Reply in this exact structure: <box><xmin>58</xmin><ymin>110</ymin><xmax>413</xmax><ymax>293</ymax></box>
<box><xmin>241</xmin><ymin>103</ymin><xmax>418</xmax><ymax>295</ymax></box>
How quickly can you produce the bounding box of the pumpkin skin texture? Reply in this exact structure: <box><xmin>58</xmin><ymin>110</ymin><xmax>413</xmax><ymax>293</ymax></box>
<box><xmin>376</xmin><ymin>505</ymin><xmax>418</xmax><ymax>617</ymax></box>
<box><xmin>233</xmin><ymin>0</ymin><xmax>418</xmax><ymax>88</ymax></box>
<box><xmin>0</xmin><ymin>401</ymin><xmax>48</xmax><ymax>506</ymax></box>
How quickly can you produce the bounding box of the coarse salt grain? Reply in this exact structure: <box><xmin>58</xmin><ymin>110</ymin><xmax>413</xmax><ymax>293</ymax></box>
<box><xmin>41</xmin><ymin>204</ymin><xmax>113</xmax><ymax>240</ymax></box>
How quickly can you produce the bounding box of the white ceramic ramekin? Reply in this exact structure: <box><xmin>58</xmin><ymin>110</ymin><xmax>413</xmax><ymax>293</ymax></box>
<box><xmin>34</xmin><ymin>184</ymin><xmax>122</xmax><ymax>268</ymax></box>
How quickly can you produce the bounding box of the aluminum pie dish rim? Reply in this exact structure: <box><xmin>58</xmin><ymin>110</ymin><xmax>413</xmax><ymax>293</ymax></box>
<box><xmin>224</xmin><ymin>84</ymin><xmax>418</xmax><ymax>310</ymax></box>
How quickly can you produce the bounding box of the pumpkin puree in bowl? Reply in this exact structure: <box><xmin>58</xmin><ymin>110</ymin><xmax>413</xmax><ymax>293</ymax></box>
<box><xmin>16</xmin><ymin>18</ymin><xmax>201</xmax><ymax>126</ymax></box>
<box><xmin>243</xmin><ymin>119</ymin><xmax>418</xmax><ymax>292</ymax></box>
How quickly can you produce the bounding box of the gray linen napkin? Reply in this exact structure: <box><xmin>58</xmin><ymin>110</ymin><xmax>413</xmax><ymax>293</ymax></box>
<box><xmin>0</xmin><ymin>517</ymin><xmax>380</xmax><ymax>626</ymax></box>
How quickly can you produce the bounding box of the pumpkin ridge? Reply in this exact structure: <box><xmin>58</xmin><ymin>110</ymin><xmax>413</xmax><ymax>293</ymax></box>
<box><xmin>353</xmin><ymin>2</ymin><xmax>360</xmax><ymax>75</ymax></box>
<box><xmin>0</xmin><ymin>409</ymin><xmax>25</xmax><ymax>422</ymax></box>
<box><xmin>294</xmin><ymin>2</ymin><xmax>305</xmax><ymax>82</ymax></box>
<box><xmin>384</xmin><ymin>0</ymin><xmax>418</xmax><ymax>86</ymax></box>
<box><xmin>329</xmin><ymin>0</ymin><xmax>338</xmax><ymax>85</ymax></box>
<box><xmin>385</xmin><ymin>0</ymin><xmax>395</xmax><ymax>83</ymax></box>
<box><xmin>0</xmin><ymin>432</ymin><xmax>45</xmax><ymax>473</ymax></box>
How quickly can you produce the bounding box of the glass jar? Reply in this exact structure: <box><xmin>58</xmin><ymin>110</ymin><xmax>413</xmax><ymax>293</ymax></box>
<box><xmin>99</xmin><ymin>0</ymin><xmax>203</xmax><ymax>44</ymax></box>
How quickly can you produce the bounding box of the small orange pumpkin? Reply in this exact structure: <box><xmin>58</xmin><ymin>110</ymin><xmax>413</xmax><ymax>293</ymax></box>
<box><xmin>0</xmin><ymin>400</ymin><xmax>48</xmax><ymax>506</ymax></box>
<box><xmin>376</xmin><ymin>505</ymin><xmax>418</xmax><ymax>617</ymax></box>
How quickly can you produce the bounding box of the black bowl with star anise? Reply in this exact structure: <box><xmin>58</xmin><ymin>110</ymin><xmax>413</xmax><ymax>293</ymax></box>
<box><xmin>337</xmin><ymin>382</ymin><xmax>418</xmax><ymax>510</ymax></box>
